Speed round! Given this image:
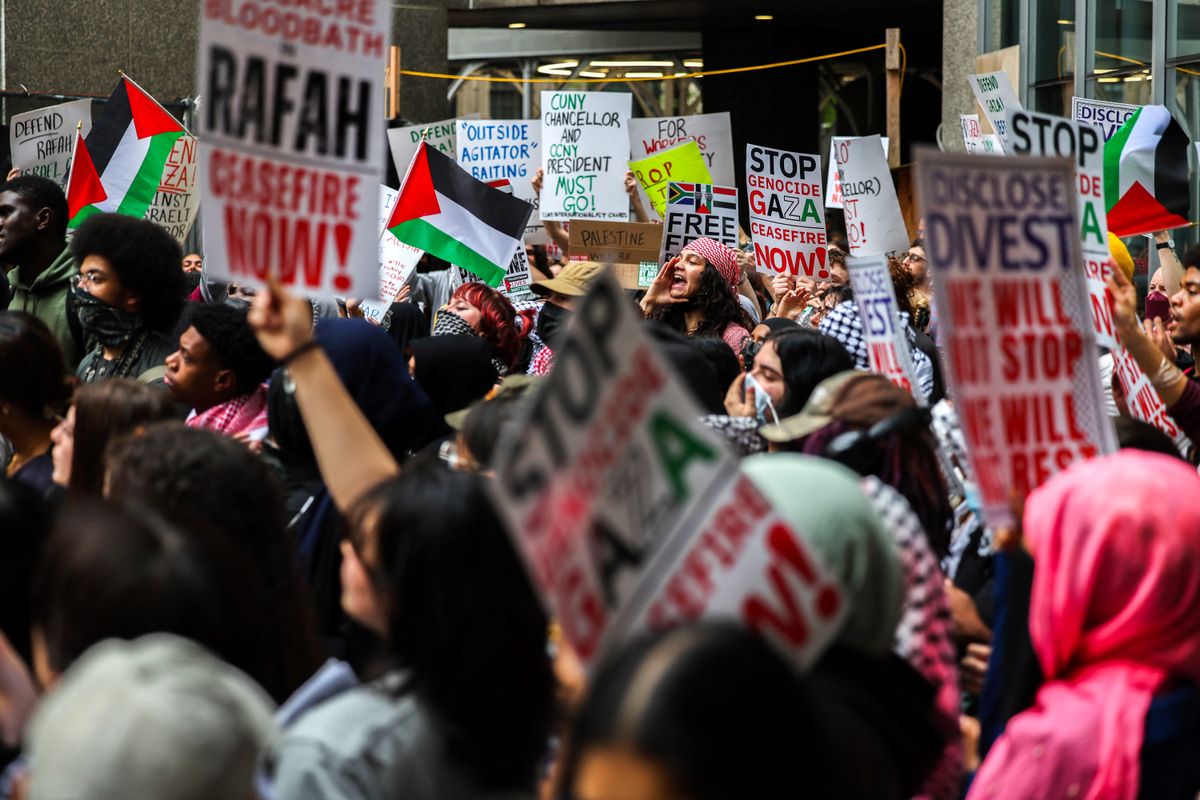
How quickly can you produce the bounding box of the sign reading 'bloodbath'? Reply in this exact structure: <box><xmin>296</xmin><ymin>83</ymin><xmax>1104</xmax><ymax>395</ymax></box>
<box><xmin>197</xmin><ymin>0</ymin><xmax>391</xmax><ymax>298</ymax></box>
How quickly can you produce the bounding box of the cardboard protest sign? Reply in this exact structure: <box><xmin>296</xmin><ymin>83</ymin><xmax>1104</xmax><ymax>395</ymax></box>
<box><xmin>1006</xmin><ymin>109</ymin><xmax>1116</xmax><ymax>350</ymax></box>
<box><xmin>387</xmin><ymin>115</ymin><xmax>478</xmax><ymax>183</ymax></box>
<box><xmin>569</xmin><ymin>220</ymin><xmax>663</xmax><ymax>289</ymax></box>
<box><xmin>660</xmin><ymin>181</ymin><xmax>739</xmax><ymax>265</ymax></box>
<box><xmin>456</xmin><ymin>119</ymin><xmax>544</xmax><ymax>244</ymax></box>
<box><xmin>745</xmin><ymin>144</ymin><xmax>827</xmax><ymax>279</ymax></box>
<box><xmin>960</xmin><ymin>114</ymin><xmax>1003</xmax><ymax>155</ymax></box>
<box><xmin>489</xmin><ymin>270</ymin><xmax>845</xmax><ymax>669</ymax></box>
<box><xmin>198</xmin><ymin>0</ymin><xmax>390</xmax><ymax>297</ymax></box>
<box><xmin>9</xmin><ymin>99</ymin><xmax>91</xmax><ymax>190</ymax></box>
<box><xmin>847</xmin><ymin>254</ymin><xmax>926</xmax><ymax>403</ymax></box>
<box><xmin>917</xmin><ymin>151</ymin><xmax>1116</xmax><ymax>528</ymax></box>
<box><xmin>834</xmin><ymin>135</ymin><xmax>910</xmax><ymax>257</ymax></box>
<box><xmin>826</xmin><ymin>136</ymin><xmax>887</xmax><ymax>208</ymax></box>
<box><xmin>628</xmin><ymin>112</ymin><xmax>734</xmax><ymax>214</ymax></box>
<box><xmin>146</xmin><ymin>134</ymin><xmax>200</xmax><ymax>244</ymax></box>
<box><xmin>540</xmin><ymin>91</ymin><xmax>632</xmax><ymax>221</ymax></box>
<box><xmin>968</xmin><ymin>71</ymin><xmax>1021</xmax><ymax>150</ymax></box>
<box><xmin>1072</xmin><ymin>97</ymin><xmax>1139</xmax><ymax>141</ymax></box>
<box><xmin>629</xmin><ymin>140</ymin><xmax>712</xmax><ymax>218</ymax></box>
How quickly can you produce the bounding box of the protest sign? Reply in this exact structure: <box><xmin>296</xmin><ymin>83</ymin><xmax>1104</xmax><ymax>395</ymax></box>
<box><xmin>628</xmin><ymin>112</ymin><xmax>734</xmax><ymax>213</ymax></box>
<box><xmin>540</xmin><ymin>91</ymin><xmax>632</xmax><ymax>221</ymax></box>
<box><xmin>826</xmin><ymin>136</ymin><xmax>888</xmax><ymax>208</ymax></box>
<box><xmin>846</xmin><ymin>254</ymin><xmax>925</xmax><ymax>403</ymax></box>
<box><xmin>456</xmin><ymin>119</ymin><xmax>545</xmax><ymax>244</ymax></box>
<box><xmin>569</xmin><ymin>220</ymin><xmax>663</xmax><ymax>288</ymax></box>
<box><xmin>9</xmin><ymin>99</ymin><xmax>91</xmax><ymax>190</ymax></box>
<box><xmin>387</xmin><ymin>115</ymin><xmax>480</xmax><ymax>182</ymax></box>
<box><xmin>960</xmin><ymin>114</ymin><xmax>1003</xmax><ymax>155</ymax></box>
<box><xmin>1006</xmin><ymin>108</ymin><xmax>1116</xmax><ymax>350</ymax></box>
<box><xmin>376</xmin><ymin>185</ymin><xmax>423</xmax><ymax>303</ymax></box>
<box><xmin>489</xmin><ymin>270</ymin><xmax>844</xmax><ymax>669</ymax></box>
<box><xmin>146</xmin><ymin>134</ymin><xmax>200</xmax><ymax>243</ymax></box>
<box><xmin>198</xmin><ymin>0</ymin><xmax>390</xmax><ymax>297</ymax></box>
<box><xmin>835</xmin><ymin>135</ymin><xmax>910</xmax><ymax>257</ymax></box>
<box><xmin>918</xmin><ymin>151</ymin><xmax>1116</xmax><ymax>528</ymax></box>
<box><xmin>745</xmin><ymin>144</ymin><xmax>827</xmax><ymax>279</ymax></box>
<box><xmin>968</xmin><ymin>71</ymin><xmax>1021</xmax><ymax>150</ymax></box>
<box><xmin>1072</xmin><ymin>97</ymin><xmax>1139</xmax><ymax>141</ymax></box>
<box><xmin>1110</xmin><ymin>345</ymin><xmax>1190</xmax><ymax>451</ymax></box>
<box><xmin>660</xmin><ymin>181</ymin><xmax>739</xmax><ymax>265</ymax></box>
<box><xmin>628</xmin><ymin>140</ymin><xmax>712</xmax><ymax>218</ymax></box>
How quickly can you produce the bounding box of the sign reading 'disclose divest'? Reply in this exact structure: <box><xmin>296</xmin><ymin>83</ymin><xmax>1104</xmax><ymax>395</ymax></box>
<box><xmin>628</xmin><ymin>112</ymin><xmax>734</xmax><ymax>213</ymax></box>
<box><xmin>826</xmin><ymin>136</ymin><xmax>888</xmax><ymax>208</ymax></box>
<box><xmin>1006</xmin><ymin>109</ymin><xmax>1116</xmax><ymax>350</ymax></box>
<box><xmin>456</xmin><ymin>119</ymin><xmax>543</xmax><ymax>243</ymax></box>
<box><xmin>968</xmin><ymin>71</ymin><xmax>1021</xmax><ymax>150</ymax></box>
<box><xmin>660</xmin><ymin>181</ymin><xmax>739</xmax><ymax>265</ymax></box>
<box><xmin>745</xmin><ymin>144</ymin><xmax>828</xmax><ymax>279</ymax></box>
<box><xmin>847</xmin><ymin>254</ymin><xmax>926</xmax><ymax>403</ymax></box>
<box><xmin>10</xmin><ymin>99</ymin><xmax>92</xmax><ymax>190</ymax></box>
<box><xmin>1071</xmin><ymin>97</ymin><xmax>1139</xmax><ymax>141</ymax></box>
<box><xmin>146</xmin><ymin>134</ymin><xmax>201</xmax><ymax>244</ymax></box>
<box><xmin>489</xmin><ymin>271</ymin><xmax>845</xmax><ymax>669</ymax></box>
<box><xmin>540</xmin><ymin>91</ymin><xmax>632</xmax><ymax>221</ymax></box>
<box><xmin>198</xmin><ymin>0</ymin><xmax>390</xmax><ymax>297</ymax></box>
<box><xmin>1111</xmin><ymin>344</ymin><xmax>1189</xmax><ymax>448</ymax></box>
<box><xmin>835</xmin><ymin>135</ymin><xmax>910</xmax><ymax>257</ymax></box>
<box><xmin>628</xmin><ymin>140</ymin><xmax>712</xmax><ymax>218</ymax></box>
<box><xmin>917</xmin><ymin>151</ymin><xmax>1115</xmax><ymax>528</ymax></box>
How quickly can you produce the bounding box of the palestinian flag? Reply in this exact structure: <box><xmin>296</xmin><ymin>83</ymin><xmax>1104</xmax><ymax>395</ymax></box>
<box><xmin>1104</xmin><ymin>105</ymin><xmax>1192</xmax><ymax>236</ymax></box>
<box><xmin>66</xmin><ymin>76</ymin><xmax>185</xmax><ymax>229</ymax></box>
<box><xmin>668</xmin><ymin>183</ymin><xmax>737</xmax><ymax>214</ymax></box>
<box><xmin>388</xmin><ymin>143</ymin><xmax>532</xmax><ymax>286</ymax></box>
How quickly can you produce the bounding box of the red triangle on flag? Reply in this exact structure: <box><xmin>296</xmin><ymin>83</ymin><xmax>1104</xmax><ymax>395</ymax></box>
<box><xmin>1107</xmin><ymin>181</ymin><xmax>1190</xmax><ymax>237</ymax></box>
<box><xmin>388</xmin><ymin>144</ymin><xmax>441</xmax><ymax>229</ymax></box>
<box><xmin>124</xmin><ymin>78</ymin><xmax>183</xmax><ymax>139</ymax></box>
<box><xmin>66</xmin><ymin>133</ymin><xmax>107</xmax><ymax>219</ymax></box>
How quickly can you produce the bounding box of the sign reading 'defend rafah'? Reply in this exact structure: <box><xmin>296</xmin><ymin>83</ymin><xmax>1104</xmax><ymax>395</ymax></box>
<box><xmin>967</xmin><ymin>71</ymin><xmax>1021</xmax><ymax>151</ymax></box>
<box><xmin>198</xmin><ymin>0</ymin><xmax>391</xmax><ymax>298</ymax></box>
<box><xmin>9</xmin><ymin>99</ymin><xmax>92</xmax><ymax>190</ymax></box>
<box><xmin>745</xmin><ymin>143</ymin><xmax>828</xmax><ymax>279</ymax></box>
<box><xmin>917</xmin><ymin>151</ymin><xmax>1116</xmax><ymax>528</ymax></box>
<box><xmin>540</xmin><ymin>91</ymin><xmax>632</xmax><ymax>221</ymax></box>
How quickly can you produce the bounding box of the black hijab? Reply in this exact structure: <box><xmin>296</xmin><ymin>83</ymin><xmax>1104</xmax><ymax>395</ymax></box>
<box><xmin>387</xmin><ymin>302</ymin><xmax>429</xmax><ymax>353</ymax></box>
<box><xmin>408</xmin><ymin>335</ymin><xmax>500</xmax><ymax>424</ymax></box>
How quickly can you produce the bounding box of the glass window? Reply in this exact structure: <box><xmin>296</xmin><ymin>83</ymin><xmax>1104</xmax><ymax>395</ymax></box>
<box><xmin>1031</xmin><ymin>81</ymin><xmax>1075</xmax><ymax>114</ymax></box>
<box><xmin>1170</xmin><ymin>60</ymin><xmax>1200</xmax><ymax>255</ymax></box>
<box><xmin>1086</xmin><ymin>72</ymin><xmax>1155</xmax><ymax>103</ymax></box>
<box><xmin>1175</xmin><ymin>0</ymin><xmax>1200</xmax><ymax>58</ymax></box>
<box><xmin>986</xmin><ymin>0</ymin><xmax>1022</xmax><ymax>52</ymax></box>
<box><xmin>1094</xmin><ymin>0</ymin><xmax>1154</xmax><ymax>73</ymax></box>
<box><xmin>1034</xmin><ymin>0</ymin><xmax>1078</xmax><ymax>82</ymax></box>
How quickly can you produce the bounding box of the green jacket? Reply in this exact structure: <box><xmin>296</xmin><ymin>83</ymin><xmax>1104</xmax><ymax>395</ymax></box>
<box><xmin>6</xmin><ymin>245</ymin><xmax>79</xmax><ymax>368</ymax></box>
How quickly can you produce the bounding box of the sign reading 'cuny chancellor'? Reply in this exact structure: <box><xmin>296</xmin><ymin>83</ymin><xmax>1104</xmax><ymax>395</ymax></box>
<box><xmin>745</xmin><ymin>143</ymin><xmax>828</xmax><ymax>279</ymax></box>
<box><xmin>197</xmin><ymin>0</ymin><xmax>391</xmax><ymax>298</ymax></box>
<box><xmin>917</xmin><ymin>151</ymin><xmax>1115</xmax><ymax>528</ymax></box>
<box><xmin>540</xmin><ymin>91</ymin><xmax>631</xmax><ymax>221</ymax></box>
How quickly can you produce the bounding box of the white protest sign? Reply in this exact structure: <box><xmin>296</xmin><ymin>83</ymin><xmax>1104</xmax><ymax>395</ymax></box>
<box><xmin>1006</xmin><ymin>109</ymin><xmax>1116</xmax><ymax>350</ymax></box>
<box><xmin>456</xmin><ymin>119</ymin><xmax>545</xmax><ymax>244</ymax></box>
<box><xmin>540</xmin><ymin>91</ymin><xmax>632</xmax><ymax>221</ymax></box>
<box><xmin>826</xmin><ymin>136</ymin><xmax>887</xmax><ymax>208</ymax></box>
<box><xmin>387</xmin><ymin>115</ymin><xmax>477</xmax><ymax>182</ymax></box>
<box><xmin>198</xmin><ymin>0</ymin><xmax>390</xmax><ymax>298</ymax></box>
<box><xmin>968</xmin><ymin>71</ymin><xmax>1021</xmax><ymax>150</ymax></box>
<box><xmin>1111</xmin><ymin>345</ymin><xmax>1191</xmax><ymax>450</ymax></box>
<box><xmin>377</xmin><ymin>185</ymin><xmax>423</xmax><ymax>304</ymax></box>
<box><xmin>629</xmin><ymin>112</ymin><xmax>734</xmax><ymax>211</ymax></box>
<box><xmin>847</xmin><ymin>254</ymin><xmax>926</xmax><ymax>403</ymax></box>
<box><xmin>960</xmin><ymin>114</ymin><xmax>1003</xmax><ymax>155</ymax></box>
<box><xmin>1071</xmin><ymin>97</ymin><xmax>1139</xmax><ymax>141</ymax></box>
<box><xmin>835</xmin><ymin>135</ymin><xmax>910</xmax><ymax>257</ymax></box>
<box><xmin>918</xmin><ymin>151</ymin><xmax>1116</xmax><ymax>528</ymax></box>
<box><xmin>489</xmin><ymin>271</ymin><xmax>845</xmax><ymax>669</ymax></box>
<box><xmin>451</xmin><ymin>245</ymin><xmax>533</xmax><ymax>301</ymax></box>
<box><xmin>145</xmin><ymin>134</ymin><xmax>200</xmax><ymax>244</ymax></box>
<box><xmin>745</xmin><ymin>144</ymin><xmax>828</xmax><ymax>279</ymax></box>
<box><xmin>9</xmin><ymin>99</ymin><xmax>92</xmax><ymax>190</ymax></box>
<box><xmin>659</xmin><ymin>181</ymin><xmax>739</xmax><ymax>265</ymax></box>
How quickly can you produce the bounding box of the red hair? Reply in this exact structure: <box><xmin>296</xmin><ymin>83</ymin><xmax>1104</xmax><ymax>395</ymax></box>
<box><xmin>451</xmin><ymin>282</ymin><xmax>535</xmax><ymax>369</ymax></box>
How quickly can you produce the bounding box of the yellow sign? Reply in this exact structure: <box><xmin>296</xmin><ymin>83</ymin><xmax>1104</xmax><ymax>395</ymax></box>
<box><xmin>629</xmin><ymin>140</ymin><xmax>712</xmax><ymax>218</ymax></box>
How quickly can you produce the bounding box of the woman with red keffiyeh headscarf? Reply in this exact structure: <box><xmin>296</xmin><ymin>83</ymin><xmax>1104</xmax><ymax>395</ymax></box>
<box><xmin>640</xmin><ymin>237</ymin><xmax>754</xmax><ymax>361</ymax></box>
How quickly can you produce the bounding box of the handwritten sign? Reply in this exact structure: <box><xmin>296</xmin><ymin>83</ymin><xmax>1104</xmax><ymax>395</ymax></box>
<box><xmin>387</xmin><ymin>115</ymin><xmax>477</xmax><ymax>181</ymax></box>
<box><xmin>146</xmin><ymin>134</ymin><xmax>200</xmax><ymax>243</ymax></box>
<box><xmin>456</xmin><ymin>119</ymin><xmax>544</xmax><ymax>243</ymax></box>
<box><xmin>835</xmin><ymin>135</ymin><xmax>910</xmax><ymax>257</ymax></box>
<box><xmin>847</xmin><ymin>254</ymin><xmax>925</xmax><ymax>402</ymax></box>
<box><xmin>745</xmin><ymin>143</ymin><xmax>827</xmax><ymax>279</ymax></box>
<box><xmin>376</xmin><ymin>185</ymin><xmax>423</xmax><ymax>303</ymax></box>
<box><xmin>540</xmin><ymin>91</ymin><xmax>632</xmax><ymax>221</ymax></box>
<box><xmin>1071</xmin><ymin>97</ymin><xmax>1139</xmax><ymax>141</ymax></box>
<box><xmin>960</xmin><ymin>114</ymin><xmax>1003</xmax><ymax>155</ymax></box>
<box><xmin>629</xmin><ymin>140</ymin><xmax>712</xmax><ymax>218</ymax></box>
<box><xmin>826</xmin><ymin>136</ymin><xmax>887</xmax><ymax>208</ymax></box>
<box><xmin>968</xmin><ymin>71</ymin><xmax>1021</xmax><ymax>151</ymax></box>
<box><xmin>660</xmin><ymin>181</ymin><xmax>739</xmax><ymax>265</ymax></box>
<box><xmin>917</xmin><ymin>151</ymin><xmax>1115</xmax><ymax>528</ymax></box>
<box><xmin>198</xmin><ymin>0</ymin><xmax>390</xmax><ymax>297</ymax></box>
<box><xmin>628</xmin><ymin>112</ymin><xmax>734</xmax><ymax>213</ymax></box>
<box><xmin>9</xmin><ymin>99</ymin><xmax>92</xmax><ymax>190</ymax></box>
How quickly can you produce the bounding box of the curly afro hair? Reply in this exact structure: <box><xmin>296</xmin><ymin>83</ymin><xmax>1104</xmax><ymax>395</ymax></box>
<box><xmin>186</xmin><ymin>303</ymin><xmax>276</xmax><ymax>394</ymax></box>
<box><xmin>70</xmin><ymin>213</ymin><xmax>184</xmax><ymax>333</ymax></box>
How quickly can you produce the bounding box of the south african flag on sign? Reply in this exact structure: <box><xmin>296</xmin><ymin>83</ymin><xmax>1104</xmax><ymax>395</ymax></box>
<box><xmin>668</xmin><ymin>183</ymin><xmax>738</xmax><ymax>214</ymax></box>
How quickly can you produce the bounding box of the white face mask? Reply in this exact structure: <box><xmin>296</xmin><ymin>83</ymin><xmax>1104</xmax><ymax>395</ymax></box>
<box><xmin>745</xmin><ymin>373</ymin><xmax>780</xmax><ymax>426</ymax></box>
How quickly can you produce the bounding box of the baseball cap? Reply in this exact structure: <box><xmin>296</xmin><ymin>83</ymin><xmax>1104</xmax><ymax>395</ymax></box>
<box><xmin>531</xmin><ymin>261</ymin><xmax>606</xmax><ymax>298</ymax></box>
<box><xmin>26</xmin><ymin>634</ymin><xmax>277</xmax><ymax>800</ymax></box>
<box><xmin>445</xmin><ymin>373</ymin><xmax>543</xmax><ymax>430</ymax></box>
<box><xmin>758</xmin><ymin>369</ymin><xmax>900</xmax><ymax>443</ymax></box>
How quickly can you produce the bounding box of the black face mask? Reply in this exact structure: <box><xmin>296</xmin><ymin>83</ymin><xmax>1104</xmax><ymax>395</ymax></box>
<box><xmin>536</xmin><ymin>301</ymin><xmax>572</xmax><ymax>347</ymax></box>
<box><xmin>72</xmin><ymin>285</ymin><xmax>141</xmax><ymax>347</ymax></box>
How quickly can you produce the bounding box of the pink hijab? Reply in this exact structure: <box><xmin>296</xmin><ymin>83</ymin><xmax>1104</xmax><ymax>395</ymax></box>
<box><xmin>968</xmin><ymin>451</ymin><xmax>1200</xmax><ymax>800</ymax></box>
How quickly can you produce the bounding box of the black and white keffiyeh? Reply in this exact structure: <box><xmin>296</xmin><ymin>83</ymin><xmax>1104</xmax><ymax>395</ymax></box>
<box><xmin>818</xmin><ymin>300</ymin><xmax>935</xmax><ymax>401</ymax></box>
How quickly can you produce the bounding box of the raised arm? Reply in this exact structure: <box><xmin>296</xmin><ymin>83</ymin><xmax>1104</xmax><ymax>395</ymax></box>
<box><xmin>1155</xmin><ymin>231</ymin><xmax>1184</xmax><ymax>297</ymax></box>
<box><xmin>249</xmin><ymin>283</ymin><xmax>400</xmax><ymax>511</ymax></box>
<box><xmin>1107</xmin><ymin>262</ymin><xmax>1188</xmax><ymax>407</ymax></box>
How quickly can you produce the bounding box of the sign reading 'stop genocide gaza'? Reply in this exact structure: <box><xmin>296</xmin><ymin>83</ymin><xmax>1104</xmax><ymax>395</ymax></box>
<box><xmin>540</xmin><ymin>91</ymin><xmax>632</xmax><ymax>221</ymax></box>
<box><xmin>745</xmin><ymin>144</ymin><xmax>828</xmax><ymax>279</ymax></box>
<box><xmin>198</xmin><ymin>0</ymin><xmax>391</xmax><ymax>298</ymax></box>
<box><xmin>917</xmin><ymin>151</ymin><xmax>1115</xmax><ymax>528</ymax></box>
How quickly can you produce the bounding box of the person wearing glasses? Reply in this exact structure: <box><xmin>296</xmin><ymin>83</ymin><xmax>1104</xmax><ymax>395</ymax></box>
<box><xmin>71</xmin><ymin>214</ymin><xmax>185</xmax><ymax>388</ymax></box>
<box><xmin>903</xmin><ymin>238</ymin><xmax>935</xmax><ymax>335</ymax></box>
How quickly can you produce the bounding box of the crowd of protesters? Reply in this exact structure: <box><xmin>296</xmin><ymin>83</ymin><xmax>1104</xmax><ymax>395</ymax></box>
<box><xmin>1</xmin><ymin>157</ymin><xmax>1199</xmax><ymax>800</ymax></box>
